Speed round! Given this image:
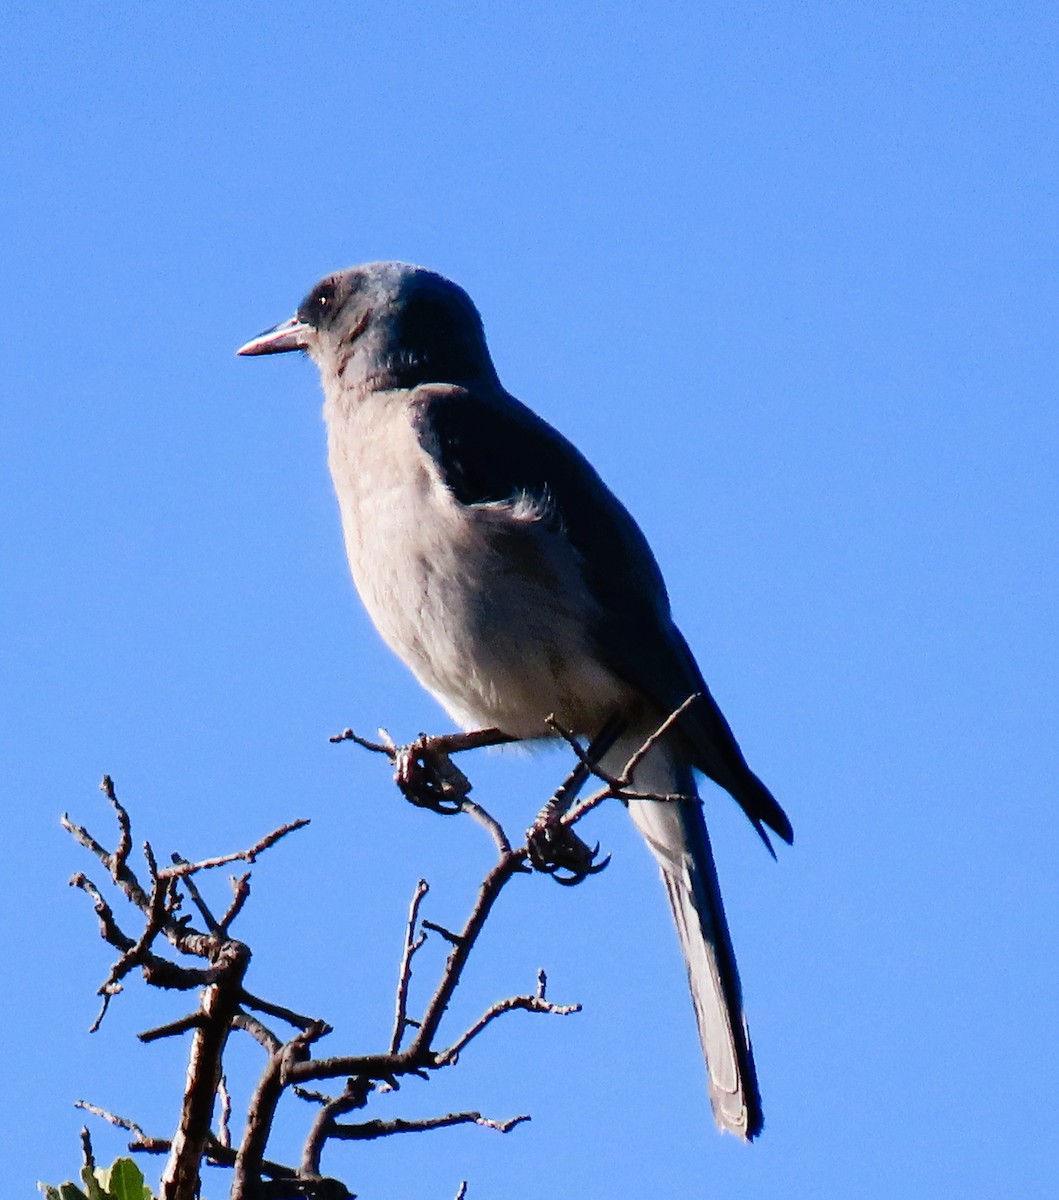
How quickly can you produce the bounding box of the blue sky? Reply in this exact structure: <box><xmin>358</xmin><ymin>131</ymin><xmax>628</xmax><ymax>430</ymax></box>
<box><xmin>3</xmin><ymin>4</ymin><xmax>1057</xmax><ymax>1197</ymax></box>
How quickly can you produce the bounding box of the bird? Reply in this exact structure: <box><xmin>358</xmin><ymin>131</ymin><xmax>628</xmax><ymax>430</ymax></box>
<box><xmin>237</xmin><ymin>261</ymin><xmax>792</xmax><ymax>1139</ymax></box>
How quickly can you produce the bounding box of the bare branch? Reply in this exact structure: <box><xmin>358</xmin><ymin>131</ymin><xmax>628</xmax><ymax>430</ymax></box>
<box><xmin>301</xmin><ymin>1077</ymin><xmax>375</xmax><ymax>1177</ymax></box>
<box><xmin>74</xmin><ymin>1100</ymin><xmax>147</xmax><ymax>1143</ymax></box>
<box><xmin>233</xmin><ymin>1010</ymin><xmax>284</xmax><ymax>1055</ymax></box>
<box><xmin>390</xmin><ymin>879</ymin><xmax>430</xmax><ymax>1054</ymax></box>
<box><xmin>240</xmin><ymin>990</ymin><xmax>321</xmax><ymax>1032</ymax></box>
<box><xmin>330</xmin><ymin>726</ymin><xmax>516</xmax><ymax>756</ymax></box>
<box><xmin>67</xmin><ymin>728</ymin><xmax>657</xmax><ymax>1198</ymax></box>
<box><xmin>129</xmin><ymin>1134</ymin><xmax>310</xmax><ymax>1186</ymax></box>
<box><xmin>329</xmin><ymin>1110</ymin><xmax>530</xmax><ymax>1140</ymax></box>
<box><xmin>231</xmin><ymin>1021</ymin><xmax>330</xmax><ymax>1200</ymax></box>
<box><xmin>158</xmin><ymin>938</ymin><xmax>251</xmax><ymax>1200</ymax></box>
<box><xmin>79</xmin><ymin>1125</ymin><xmax>96</xmax><ymax>1175</ymax></box>
<box><xmin>619</xmin><ymin>693</ymin><xmax>700</xmax><ymax>781</ymax></box>
<box><xmin>421</xmin><ymin>920</ymin><xmax>462</xmax><ymax>946</ymax></box>
<box><xmin>160</xmin><ymin>819</ymin><xmax>310</xmax><ymax>881</ymax></box>
<box><xmin>100</xmin><ymin>776</ymin><xmax>133</xmax><ymax>872</ymax></box>
<box><xmin>218</xmin><ymin>872</ymin><xmax>252</xmax><ymax>935</ymax></box>
<box><xmin>170</xmin><ymin>854</ymin><xmax>221</xmax><ymax>931</ymax></box>
<box><xmin>69</xmin><ymin>872</ymin><xmax>135</xmax><ymax>955</ymax></box>
<box><xmin>459</xmin><ymin>797</ymin><xmax>512</xmax><ymax>855</ymax></box>
<box><xmin>139</xmin><ymin>1013</ymin><xmax>203</xmax><ymax>1043</ymax></box>
<box><xmin>217</xmin><ymin>1074</ymin><xmax>232</xmax><ymax>1150</ymax></box>
<box><xmin>437</xmin><ymin>988</ymin><xmax>581</xmax><ymax>1066</ymax></box>
<box><xmin>407</xmin><ymin>852</ymin><xmax>526</xmax><ymax>1059</ymax></box>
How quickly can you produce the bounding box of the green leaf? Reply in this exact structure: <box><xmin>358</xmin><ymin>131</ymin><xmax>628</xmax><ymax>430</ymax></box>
<box><xmin>42</xmin><ymin>1185</ymin><xmax>88</xmax><ymax>1200</ymax></box>
<box><xmin>96</xmin><ymin>1159</ymin><xmax>153</xmax><ymax>1200</ymax></box>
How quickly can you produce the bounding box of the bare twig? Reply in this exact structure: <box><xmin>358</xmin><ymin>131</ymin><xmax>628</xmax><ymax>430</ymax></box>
<box><xmin>69</xmin><ymin>872</ymin><xmax>135</xmax><ymax>954</ymax></box>
<box><xmin>160</xmin><ymin>819</ymin><xmax>310</xmax><ymax>880</ymax></box>
<box><xmin>240</xmin><ymin>990</ymin><xmax>320</xmax><ymax>1032</ymax></box>
<box><xmin>421</xmin><ymin>920</ymin><xmax>462</xmax><ymax>946</ymax></box>
<box><xmin>217</xmin><ymin>1074</ymin><xmax>232</xmax><ymax>1150</ymax></box>
<box><xmin>437</xmin><ymin>988</ymin><xmax>580</xmax><ymax>1066</ymax></box>
<box><xmin>619</xmin><ymin>693</ymin><xmax>700</xmax><ymax>782</ymax></box>
<box><xmin>407</xmin><ymin>851</ymin><xmax>527</xmax><ymax>1059</ymax></box>
<box><xmin>74</xmin><ymin>1100</ymin><xmax>147</xmax><ymax>1143</ymax></box>
<box><xmin>330</xmin><ymin>727</ymin><xmax>516</xmax><ymax>756</ymax></box>
<box><xmin>102</xmin><ymin>775</ymin><xmax>134</xmax><ymax>875</ymax></box>
<box><xmin>233</xmin><ymin>1010</ymin><xmax>284</xmax><ymax>1055</ymax></box>
<box><xmin>390</xmin><ymin>879</ymin><xmax>430</xmax><ymax>1054</ymax></box>
<box><xmin>329</xmin><ymin>1110</ymin><xmax>530</xmax><ymax>1140</ymax></box>
<box><xmin>218</xmin><ymin>872</ymin><xmax>252</xmax><ymax>935</ymax></box>
<box><xmin>79</xmin><ymin>1125</ymin><xmax>96</xmax><ymax>1174</ymax></box>
<box><xmin>129</xmin><ymin>1134</ymin><xmax>308</xmax><ymax>1185</ymax></box>
<box><xmin>459</xmin><ymin>797</ymin><xmax>513</xmax><ymax>856</ymax></box>
<box><xmin>139</xmin><ymin>1013</ymin><xmax>203</xmax><ymax>1043</ymax></box>
<box><xmin>301</xmin><ymin>1077</ymin><xmax>375</xmax><ymax>1177</ymax></box>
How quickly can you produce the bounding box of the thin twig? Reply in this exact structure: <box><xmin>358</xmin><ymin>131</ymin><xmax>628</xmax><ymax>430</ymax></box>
<box><xmin>74</xmin><ymin>1100</ymin><xmax>147</xmax><ymax>1143</ymax></box>
<box><xmin>460</xmin><ymin>798</ymin><xmax>512</xmax><ymax>855</ymax></box>
<box><xmin>437</xmin><ymin>990</ymin><xmax>580</xmax><ymax>1065</ymax></box>
<box><xmin>233</xmin><ymin>1010</ymin><xmax>284</xmax><ymax>1055</ymax></box>
<box><xmin>160</xmin><ymin>819</ymin><xmax>310</xmax><ymax>880</ymax></box>
<box><xmin>407</xmin><ymin>851</ymin><xmax>526</xmax><ymax>1059</ymax></box>
<box><xmin>619</xmin><ymin>693</ymin><xmax>701</xmax><ymax>782</ymax></box>
<box><xmin>240</xmin><ymin>990</ymin><xmax>320</xmax><ymax>1032</ymax></box>
<box><xmin>69</xmin><ymin>873</ymin><xmax>135</xmax><ymax>955</ymax></box>
<box><xmin>328</xmin><ymin>1111</ymin><xmax>530</xmax><ymax>1140</ymax></box>
<box><xmin>217</xmin><ymin>1074</ymin><xmax>232</xmax><ymax>1149</ymax></box>
<box><xmin>561</xmin><ymin>784</ymin><xmax>615</xmax><ymax>829</ymax></box>
<box><xmin>421</xmin><ymin>920</ymin><xmax>462</xmax><ymax>946</ymax></box>
<box><xmin>101</xmin><ymin>775</ymin><xmax>134</xmax><ymax>877</ymax></box>
<box><xmin>129</xmin><ymin>1134</ymin><xmax>306</xmax><ymax>1184</ymax></box>
<box><xmin>170</xmin><ymin>854</ymin><xmax>220</xmax><ymax>931</ymax></box>
<box><xmin>390</xmin><ymin>879</ymin><xmax>430</xmax><ymax>1054</ymax></box>
<box><xmin>79</xmin><ymin>1126</ymin><xmax>96</xmax><ymax>1174</ymax></box>
<box><xmin>331</xmin><ymin>727</ymin><xmax>516</xmax><ymax>756</ymax></box>
<box><xmin>139</xmin><ymin>1013</ymin><xmax>203</xmax><ymax>1043</ymax></box>
<box><xmin>218</xmin><ymin>873</ymin><xmax>252</xmax><ymax>935</ymax></box>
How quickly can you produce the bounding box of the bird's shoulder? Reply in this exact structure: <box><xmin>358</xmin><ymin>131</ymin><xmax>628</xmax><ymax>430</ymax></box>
<box><xmin>407</xmin><ymin>380</ymin><xmax>700</xmax><ymax>681</ymax></box>
<box><xmin>407</xmin><ymin>383</ymin><xmax>665</xmax><ymax>588</ymax></box>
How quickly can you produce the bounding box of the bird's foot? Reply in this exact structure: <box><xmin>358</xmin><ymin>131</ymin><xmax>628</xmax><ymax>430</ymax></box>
<box><xmin>525</xmin><ymin>815</ymin><xmax>610</xmax><ymax>887</ymax></box>
<box><xmin>393</xmin><ymin>736</ymin><xmax>472</xmax><ymax>815</ymax></box>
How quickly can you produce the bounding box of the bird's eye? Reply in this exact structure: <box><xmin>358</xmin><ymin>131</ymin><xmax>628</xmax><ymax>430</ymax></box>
<box><xmin>299</xmin><ymin>279</ymin><xmax>339</xmax><ymax>328</ymax></box>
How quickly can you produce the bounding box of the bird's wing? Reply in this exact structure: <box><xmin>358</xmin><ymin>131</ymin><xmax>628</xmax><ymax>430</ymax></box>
<box><xmin>416</xmin><ymin>384</ymin><xmax>792</xmax><ymax>848</ymax></box>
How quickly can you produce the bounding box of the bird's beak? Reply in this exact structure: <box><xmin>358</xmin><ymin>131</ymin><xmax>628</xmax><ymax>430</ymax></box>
<box><xmin>236</xmin><ymin>317</ymin><xmax>312</xmax><ymax>357</ymax></box>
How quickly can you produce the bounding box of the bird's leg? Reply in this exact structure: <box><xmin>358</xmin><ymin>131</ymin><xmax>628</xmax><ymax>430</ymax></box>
<box><xmin>393</xmin><ymin>728</ymin><xmax>516</xmax><ymax>815</ymax></box>
<box><xmin>526</xmin><ymin>715</ymin><xmax>626</xmax><ymax>885</ymax></box>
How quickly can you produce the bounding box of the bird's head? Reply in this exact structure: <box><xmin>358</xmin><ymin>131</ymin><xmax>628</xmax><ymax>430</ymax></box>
<box><xmin>237</xmin><ymin>261</ymin><xmax>497</xmax><ymax>392</ymax></box>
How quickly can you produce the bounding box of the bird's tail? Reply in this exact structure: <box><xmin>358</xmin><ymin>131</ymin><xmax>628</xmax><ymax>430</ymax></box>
<box><xmin>612</xmin><ymin>735</ymin><xmax>763</xmax><ymax>1140</ymax></box>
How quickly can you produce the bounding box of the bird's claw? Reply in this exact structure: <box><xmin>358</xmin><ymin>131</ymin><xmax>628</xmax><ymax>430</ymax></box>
<box><xmin>526</xmin><ymin>821</ymin><xmax>610</xmax><ymax>886</ymax></box>
<box><xmin>393</xmin><ymin>738</ymin><xmax>471</xmax><ymax>815</ymax></box>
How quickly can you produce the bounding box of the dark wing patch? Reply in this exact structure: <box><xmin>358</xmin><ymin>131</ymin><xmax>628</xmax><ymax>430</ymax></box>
<box><xmin>418</xmin><ymin>385</ymin><xmax>792</xmax><ymax>848</ymax></box>
<box><xmin>421</xmin><ymin>383</ymin><xmax>671</xmax><ymax>631</ymax></box>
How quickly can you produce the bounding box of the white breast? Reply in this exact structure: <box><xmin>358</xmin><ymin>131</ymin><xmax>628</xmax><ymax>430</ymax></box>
<box><xmin>323</xmin><ymin>385</ymin><xmax>626</xmax><ymax>737</ymax></box>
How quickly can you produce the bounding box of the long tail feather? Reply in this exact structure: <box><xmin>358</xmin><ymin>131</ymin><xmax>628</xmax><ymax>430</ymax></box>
<box><xmin>612</xmin><ymin>733</ymin><xmax>763</xmax><ymax>1139</ymax></box>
